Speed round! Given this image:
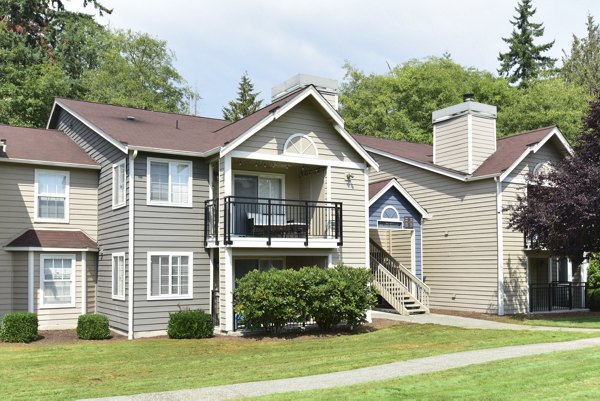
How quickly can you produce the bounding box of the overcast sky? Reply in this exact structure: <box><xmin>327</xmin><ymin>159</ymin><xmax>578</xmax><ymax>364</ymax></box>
<box><xmin>69</xmin><ymin>0</ymin><xmax>600</xmax><ymax>119</ymax></box>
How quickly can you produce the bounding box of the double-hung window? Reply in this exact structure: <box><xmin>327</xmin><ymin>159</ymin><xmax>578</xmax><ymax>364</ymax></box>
<box><xmin>35</xmin><ymin>170</ymin><xmax>69</xmax><ymax>222</ymax></box>
<box><xmin>40</xmin><ymin>254</ymin><xmax>76</xmax><ymax>308</ymax></box>
<box><xmin>147</xmin><ymin>158</ymin><xmax>192</xmax><ymax>206</ymax></box>
<box><xmin>112</xmin><ymin>160</ymin><xmax>126</xmax><ymax>209</ymax></box>
<box><xmin>112</xmin><ymin>253</ymin><xmax>126</xmax><ymax>300</ymax></box>
<box><xmin>147</xmin><ymin>252</ymin><xmax>193</xmax><ymax>300</ymax></box>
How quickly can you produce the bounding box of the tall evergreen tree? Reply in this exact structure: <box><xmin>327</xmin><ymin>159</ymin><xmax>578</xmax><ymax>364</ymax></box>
<box><xmin>222</xmin><ymin>72</ymin><xmax>263</xmax><ymax>122</ymax></box>
<box><xmin>498</xmin><ymin>0</ymin><xmax>556</xmax><ymax>87</ymax></box>
<box><xmin>562</xmin><ymin>14</ymin><xmax>600</xmax><ymax>94</ymax></box>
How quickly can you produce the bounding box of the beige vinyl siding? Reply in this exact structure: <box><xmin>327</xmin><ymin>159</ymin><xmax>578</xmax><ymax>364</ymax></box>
<box><xmin>133</xmin><ymin>153</ymin><xmax>210</xmax><ymax>333</ymax></box>
<box><xmin>55</xmin><ymin>109</ymin><xmax>129</xmax><ymax>331</ymax></box>
<box><xmin>471</xmin><ymin>116</ymin><xmax>496</xmax><ymax>170</ymax></box>
<box><xmin>371</xmin><ymin>154</ymin><xmax>499</xmax><ymax>313</ymax></box>
<box><xmin>330</xmin><ymin>166</ymin><xmax>367</xmax><ymax>267</ymax></box>
<box><xmin>506</xmin><ymin>138</ymin><xmax>565</xmax><ymax>182</ymax></box>
<box><xmin>502</xmin><ymin>140</ymin><xmax>567</xmax><ymax>314</ymax></box>
<box><xmin>235</xmin><ymin>98</ymin><xmax>364</xmax><ymax>165</ymax></box>
<box><xmin>86</xmin><ymin>252</ymin><xmax>97</xmax><ymax>313</ymax></box>
<box><xmin>434</xmin><ymin>116</ymin><xmax>469</xmax><ymax>173</ymax></box>
<box><xmin>10</xmin><ymin>253</ymin><xmax>28</xmax><ymax>312</ymax></box>
<box><xmin>370</xmin><ymin>229</ymin><xmax>413</xmax><ymax>268</ymax></box>
<box><xmin>0</xmin><ymin>162</ymin><xmax>98</xmax><ymax>319</ymax></box>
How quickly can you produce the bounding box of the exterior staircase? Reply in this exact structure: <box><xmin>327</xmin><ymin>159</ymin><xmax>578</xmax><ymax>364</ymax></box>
<box><xmin>370</xmin><ymin>239</ymin><xmax>430</xmax><ymax>315</ymax></box>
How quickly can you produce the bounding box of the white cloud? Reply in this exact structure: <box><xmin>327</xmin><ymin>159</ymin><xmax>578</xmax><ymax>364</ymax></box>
<box><xmin>66</xmin><ymin>0</ymin><xmax>600</xmax><ymax>117</ymax></box>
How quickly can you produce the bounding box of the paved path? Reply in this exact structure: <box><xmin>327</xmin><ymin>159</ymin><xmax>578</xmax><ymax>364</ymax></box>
<box><xmin>81</xmin><ymin>336</ymin><xmax>600</xmax><ymax>401</ymax></box>
<box><xmin>372</xmin><ymin>310</ymin><xmax>600</xmax><ymax>332</ymax></box>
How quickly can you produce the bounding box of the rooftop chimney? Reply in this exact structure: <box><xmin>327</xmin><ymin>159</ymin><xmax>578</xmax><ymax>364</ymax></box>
<box><xmin>271</xmin><ymin>74</ymin><xmax>338</xmax><ymax>110</ymax></box>
<box><xmin>432</xmin><ymin>96</ymin><xmax>497</xmax><ymax>174</ymax></box>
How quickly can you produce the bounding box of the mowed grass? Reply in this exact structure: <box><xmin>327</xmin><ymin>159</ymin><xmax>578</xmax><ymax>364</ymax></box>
<box><xmin>1</xmin><ymin>324</ymin><xmax>599</xmax><ymax>401</ymax></box>
<box><xmin>522</xmin><ymin>315</ymin><xmax>600</xmax><ymax>329</ymax></box>
<box><xmin>248</xmin><ymin>346</ymin><xmax>600</xmax><ymax>401</ymax></box>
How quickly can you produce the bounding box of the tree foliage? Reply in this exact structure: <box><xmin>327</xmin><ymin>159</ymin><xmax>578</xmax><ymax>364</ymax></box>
<box><xmin>508</xmin><ymin>97</ymin><xmax>600</xmax><ymax>267</ymax></box>
<box><xmin>222</xmin><ymin>72</ymin><xmax>263</xmax><ymax>122</ymax></box>
<box><xmin>0</xmin><ymin>1</ymin><xmax>194</xmax><ymax>127</ymax></box>
<box><xmin>497</xmin><ymin>0</ymin><xmax>556</xmax><ymax>87</ymax></box>
<box><xmin>339</xmin><ymin>58</ymin><xmax>588</xmax><ymax>144</ymax></box>
<box><xmin>562</xmin><ymin>14</ymin><xmax>600</xmax><ymax>95</ymax></box>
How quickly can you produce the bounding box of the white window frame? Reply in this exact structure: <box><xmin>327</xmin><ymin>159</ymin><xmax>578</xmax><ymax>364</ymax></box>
<box><xmin>39</xmin><ymin>253</ymin><xmax>76</xmax><ymax>309</ymax></box>
<box><xmin>147</xmin><ymin>157</ymin><xmax>193</xmax><ymax>207</ymax></box>
<box><xmin>112</xmin><ymin>252</ymin><xmax>126</xmax><ymax>300</ymax></box>
<box><xmin>283</xmin><ymin>133</ymin><xmax>319</xmax><ymax>158</ymax></box>
<box><xmin>378</xmin><ymin>205</ymin><xmax>403</xmax><ymax>229</ymax></box>
<box><xmin>34</xmin><ymin>169</ymin><xmax>70</xmax><ymax>223</ymax></box>
<box><xmin>112</xmin><ymin>159</ymin><xmax>127</xmax><ymax>209</ymax></box>
<box><xmin>147</xmin><ymin>252</ymin><xmax>193</xmax><ymax>300</ymax></box>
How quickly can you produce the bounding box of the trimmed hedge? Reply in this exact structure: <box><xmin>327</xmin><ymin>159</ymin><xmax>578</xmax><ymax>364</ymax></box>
<box><xmin>234</xmin><ymin>265</ymin><xmax>377</xmax><ymax>333</ymax></box>
<box><xmin>588</xmin><ymin>288</ymin><xmax>600</xmax><ymax>311</ymax></box>
<box><xmin>168</xmin><ymin>310</ymin><xmax>213</xmax><ymax>339</ymax></box>
<box><xmin>77</xmin><ymin>314</ymin><xmax>111</xmax><ymax>340</ymax></box>
<box><xmin>0</xmin><ymin>312</ymin><xmax>38</xmax><ymax>343</ymax></box>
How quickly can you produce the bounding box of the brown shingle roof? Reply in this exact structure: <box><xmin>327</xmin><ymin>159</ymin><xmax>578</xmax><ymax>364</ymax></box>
<box><xmin>53</xmin><ymin>89</ymin><xmax>305</xmax><ymax>154</ymax></box>
<box><xmin>472</xmin><ymin>126</ymin><xmax>556</xmax><ymax>177</ymax></box>
<box><xmin>354</xmin><ymin>126</ymin><xmax>558</xmax><ymax>177</ymax></box>
<box><xmin>5</xmin><ymin>229</ymin><xmax>98</xmax><ymax>249</ymax></box>
<box><xmin>369</xmin><ymin>179</ymin><xmax>392</xmax><ymax>199</ymax></box>
<box><xmin>0</xmin><ymin>125</ymin><xmax>98</xmax><ymax>167</ymax></box>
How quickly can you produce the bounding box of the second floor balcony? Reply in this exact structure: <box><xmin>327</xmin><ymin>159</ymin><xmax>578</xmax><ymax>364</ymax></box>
<box><xmin>205</xmin><ymin>196</ymin><xmax>343</xmax><ymax>247</ymax></box>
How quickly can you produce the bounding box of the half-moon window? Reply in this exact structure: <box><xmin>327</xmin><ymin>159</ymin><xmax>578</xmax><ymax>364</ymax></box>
<box><xmin>378</xmin><ymin>206</ymin><xmax>402</xmax><ymax>229</ymax></box>
<box><xmin>532</xmin><ymin>161</ymin><xmax>553</xmax><ymax>177</ymax></box>
<box><xmin>283</xmin><ymin>134</ymin><xmax>318</xmax><ymax>158</ymax></box>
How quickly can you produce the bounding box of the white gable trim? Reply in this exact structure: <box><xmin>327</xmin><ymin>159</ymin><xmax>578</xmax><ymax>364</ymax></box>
<box><xmin>369</xmin><ymin>178</ymin><xmax>432</xmax><ymax>219</ymax></box>
<box><xmin>219</xmin><ymin>87</ymin><xmax>378</xmax><ymax>169</ymax></box>
<box><xmin>499</xmin><ymin>127</ymin><xmax>572</xmax><ymax>182</ymax></box>
<box><xmin>51</xmin><ymin>99</ymin><xmax>128</xmax><ymax>154</ymax></box>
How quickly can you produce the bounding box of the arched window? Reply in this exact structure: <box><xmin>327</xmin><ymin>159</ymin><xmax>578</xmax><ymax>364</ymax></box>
<box><xmin>378</xmin><ymin>206</ymin><xmax>403</xmax><ymax>229</ymax></box>
<box><xmin>532</xmin><ymin>161</ymin><xmax>553</xmax><ymax>178</ymax></box>
<box><xmin>283</xmin><ymin>133</ymin><xmax>318</xmax><ymax>158</ymax></box>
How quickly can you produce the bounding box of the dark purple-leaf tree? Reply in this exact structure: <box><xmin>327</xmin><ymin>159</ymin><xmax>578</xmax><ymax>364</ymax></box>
<box><xmin>508</xmin><ymin>96</ymin><xmax>600</xmax><ymax>268</ymax></box>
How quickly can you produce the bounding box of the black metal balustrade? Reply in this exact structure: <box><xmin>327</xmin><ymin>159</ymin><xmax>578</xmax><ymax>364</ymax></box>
<box><xmin>215</xmin><ymin>196</ymin><xmax>342</xmax><ymax>246</ymax></box>
<box><xmin>529</xmin><ymin>282</ymin><xmax>588</xmax><ymax>312</ymax></box>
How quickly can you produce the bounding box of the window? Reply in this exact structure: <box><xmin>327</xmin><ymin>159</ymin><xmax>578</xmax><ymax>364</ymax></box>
<box><xmin>35</xmin><ymin>170</ymin><xmax>69</xmax><ymax>222</ymax></box>
<box><xmin>40</xmin><ymin>254</ymin><xmax>75</xmax><ymax>308</ymax></box>
<box><xmin>147</xmin><ymin>158</ymin><xmax>192</xmax><ymax>206</ymax></box>
<box><xmin>112</xmin><ymin>253</ymin><xmax>126</xmax><ymax>300</ymax></box>
<box><xmin>378</xmin><ymin>205</ymin><xmax>403</xmax><ymax>229</ymax></box>
<box><xmin>147</xmin><ymin>252</ymin><xmax>193</xmax><ymax>299</ymax></box>
<box><xmin>283</xmin><ymin>133</ymin><xmax>318</xmax><ymax>158</ymax></box>
<box><xmin>234</xmin><ymin>258</ymin><xmax>284</xmax><ymax>282</ymax></box>
<box><xmin>112</xmin><ymin>160</ymin><xmax>126</xmax><ymax>209</ymax></box>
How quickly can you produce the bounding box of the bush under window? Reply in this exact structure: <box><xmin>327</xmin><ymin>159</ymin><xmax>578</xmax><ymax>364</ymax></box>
<box><xmin>168</xmin><ymin>309</ymin><xmax>213</xmax><ymax>339</ymax></box>
<box><xmin>0</xmin><ymin>312</ymin><xmax>38</xmax><ymax>343</ymax></box>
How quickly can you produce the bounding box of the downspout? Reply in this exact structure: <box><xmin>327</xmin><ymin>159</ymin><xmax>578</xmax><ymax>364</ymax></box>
<box><xmin>128</xmin><ymin>149</ymin><xmax>138</xmax><ymax>339</ymax></box>
<box><xmin>495</xmin><ymin>176</ymin><xmax>505</xmax><ymax>315</ymax></box>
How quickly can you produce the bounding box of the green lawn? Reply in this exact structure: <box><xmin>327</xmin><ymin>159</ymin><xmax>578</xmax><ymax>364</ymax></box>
<box><xmin>247</xmin><ymin>346</ymin><xmax>600</xmax><ymax>401</ymax></box>
<box><xmin>1</xmin><ymin>324</ymin><xmax>598</xmax><ymax>401</ymax></box>
<box><xmin>522</xmin><ymin>315</ymin><xmax>600</xmax><ymax>329</ymax></box>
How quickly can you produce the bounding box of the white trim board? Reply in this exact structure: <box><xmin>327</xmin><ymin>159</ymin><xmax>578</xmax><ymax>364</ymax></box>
<box><xmin>220</xmin><ymin>86</ymin><xmax>378</xmax><ymax>169</ymax></box>
<box><xmin>0</xmin><ymin>158</ymin><xmax>100</xmax><ymax>170</ymax></box>
<box><xmin>368</xmin><ymin>178</ymin><xmax>432</xmax><ymax>219</ymax></box>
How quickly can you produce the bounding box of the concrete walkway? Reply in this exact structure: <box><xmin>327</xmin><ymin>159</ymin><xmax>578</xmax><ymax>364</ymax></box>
<box><xmin>81</xmin><ymin>336</ymin><xmax>600</xmax><ymax>401</ymax></box>
<box><xmin>372</xmin><ymin>310</ymin><xmax>600</xmax><ymax>332</ymax></box>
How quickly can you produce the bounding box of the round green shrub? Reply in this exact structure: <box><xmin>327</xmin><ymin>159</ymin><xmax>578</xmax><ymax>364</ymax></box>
<box><xmin>588</xmin><ymin>288</ymin><xmax>600</xmax><ymax>311</ymax></box>
<box><xmin>168</xmin><ymin>310</ymin><xmax>213</xmax><ymax>339</ymax></box>
<box><xmin>587</xmin><ymin>255</ymin><xmax>600</xmax><ymax>289</ymax></box>
<box><xmin>77</xmin><ymin>314</ymin><xmax>111</xmax><ymax>340</ymax></box>
<box><xmin>0</xmin><ymin>312</ymin><xmax>38</xmax><ymax>343</ymax></box>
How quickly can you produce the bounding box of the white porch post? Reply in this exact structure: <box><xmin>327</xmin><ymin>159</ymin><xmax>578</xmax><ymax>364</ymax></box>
<box><xmin>223</xmin><ymin>155</ymin><xmax>234</xmax><ymax>332</ymax></box>
<box><xmin>81</xmin><ymin>251</ymin><xmax>87</xmax><ymax>315</ymax></box>
<box><xmin>28</xmin><ymin>251</ymin><xmax>34</xmax><ymax>313</ymax></box>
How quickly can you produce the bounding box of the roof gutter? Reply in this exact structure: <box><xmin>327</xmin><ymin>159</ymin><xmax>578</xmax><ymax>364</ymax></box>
<box><xmin>127</xmin><ymin>145</ymin><xmax>220</xmax><ymax>158</ymax></box>
<box><xmin>0</xmin><ymin>158</ymin><xmax>101</xmax><ymax>170</ymax></box>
